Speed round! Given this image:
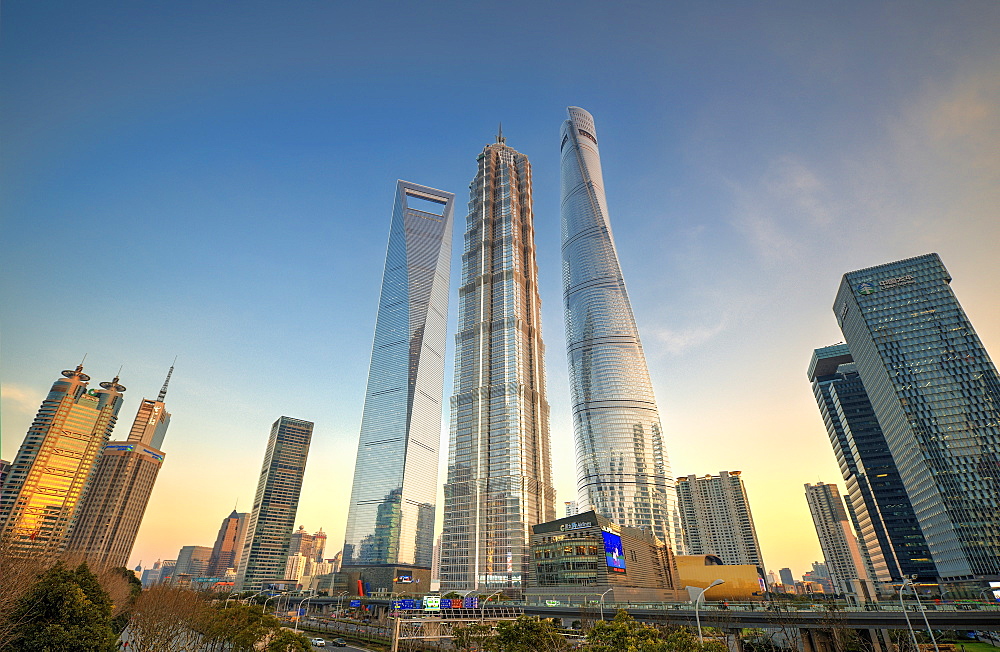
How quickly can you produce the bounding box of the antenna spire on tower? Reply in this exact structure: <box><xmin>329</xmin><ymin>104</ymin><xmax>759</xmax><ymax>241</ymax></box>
<box><xmin>158</xmin><ymin>358</ymin><xmax>176</xmax><ymax>402</ymax></box>
<box><xmin>497</xmin><ymin>122</ymin><xmax>505</xmax><ymax>144</ymax></box>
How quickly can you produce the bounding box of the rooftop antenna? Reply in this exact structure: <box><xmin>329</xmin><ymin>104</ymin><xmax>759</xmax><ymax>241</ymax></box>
<box><xmin>497</xmin><ymin>122</ymin><xmax>505</xmax><ymax>145</ymax></box>
<box><xmin>157</xmin><ymin>357</ymin><xmax>176</xmax><ymax>402</ymax></box>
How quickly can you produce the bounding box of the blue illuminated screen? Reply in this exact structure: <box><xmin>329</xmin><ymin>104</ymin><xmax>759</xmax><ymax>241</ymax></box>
<box><xmin>602</xmin><ymin>530</ymin><xmax>626</xmax><ymax>573</ymax></box>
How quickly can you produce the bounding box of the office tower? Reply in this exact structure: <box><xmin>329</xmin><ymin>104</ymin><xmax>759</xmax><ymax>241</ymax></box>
<box><xmin>440</xmin><ymin>131</ymin><xmax>556</xmax><ymax>596</ymax></box>
<box><xmin>675</xmin><ymin>471</ymin><xmax>764</xmax><ymax>566</ymax></box>
<box><xmin>290</xmin><ymin>525</ymin><xmax>327</xmax><ymax>562</ymax></box>
<box><xmin>285</xmin><ymin>553</ymin><xmax>308</xmax><ymax>581</ymax></box>
<box><xmin>559</xmin><ymin>106</ymin><xmax>678</xmax><ymax>549</ymax></box>
<box><xmin>312</xmin><ymin>528</ymin><xmax>327</xmax><ymax>562</ymax></box>
<box><xmin>804</xmin><ymin>482</ymin><xmax>871</xmax><ymax>595</ymax></box>
<box><xmin>0</xmin><ymin>365</ymin><xmax>125</xmax><ymax>555</ymax></box>
<box><xmin>0</xmin><ymin>460</ymin><xmax>10</xmax><ymax>487</ymax></box>
<box><xmin>834</xmin><ymin>254</ymin><xmax>1000</xmax><ymax>588</ymax></box>
<box><xmin>140</xmin><ymin>560</ymin><xmax>163</xmax><ymax>587</ymax></box>
<box><xmin>778</xmin><ymin>567</ymin><xmax>794</xmax><ymax>587</ymax></box>
<box><xmin>207</xmin><ymin>510</ymin><xmax>249</xmax><ymax>577</ymax></box>
<box><xmin>173</xmin><ymin>545</ymin><xmax>212</xmax><ymax>579</ymax></box>
<box><xmin>342</xmin><ymin>181</ymin><xmax>454</xmax><ymax>593</ymax></box>
<box><xmin>808</xmin><ymin>345</ymin><xmax>936</xmax><ymax>582</ymax></box>
<box><xmin>66</xmin><ymin>366</ymin><xmax>175</xmax><ymax>568</ymax></box>
<box><xmin>564</xmin><ymin>501</ymin><xmax>579</xmax><ymax>517</ymax></box>
<box><xmin>236</xmin><ymin>416</ymin><xmax>313</xmax><ymax>591</ymax></box>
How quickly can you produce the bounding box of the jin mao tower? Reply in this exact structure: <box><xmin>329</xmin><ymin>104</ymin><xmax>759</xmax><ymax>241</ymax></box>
<box><xmin>559</xmin><ymin>106</ymin><xmax>678</xmax><ymax>548</ymax></box>
<box><xmin>440</xmin><ymin>131</ymin><xmax>556</xmax><ymax>595</ymax></box>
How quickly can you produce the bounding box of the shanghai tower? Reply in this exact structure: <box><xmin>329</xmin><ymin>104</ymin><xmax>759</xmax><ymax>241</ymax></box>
<box><xmin>440</xmin><ymin>130</ymin><xmax>556</xmax><ymax>595</ymax></box>
<box><xmin>559</xmin><ymin>106</ymin><xmax>679</xmax><ymax>549</ymax></box>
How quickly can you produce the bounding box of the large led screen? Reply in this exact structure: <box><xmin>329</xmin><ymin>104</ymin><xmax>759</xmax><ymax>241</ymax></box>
<box><xmin>602</xmin><ymin>530</ymin><xmax>626</xmax><ymax>573</ymax></box>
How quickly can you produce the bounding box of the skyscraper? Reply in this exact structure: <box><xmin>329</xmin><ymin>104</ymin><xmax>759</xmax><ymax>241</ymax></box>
<box><xmin>342</xmin><ymin>181</ymin><xmax>454</xmax><ymax>593</ymax></box>
<box><xmin>0</xmin><ymin>365</ymin><xmax>125</xmax><ymax>556</ymax></box>
<box><xmin>804</xmin><ymin>482</ymin><xmax>871</xmax><ymax>595</ymax></box>
<box><xmin>440</xmin><ymin>131</ymin><xmax>556</xmax><ymax>595</ymax></box>
<box><xmin>559</xmin><ymin>106</ymin><xmax>678</xmax><ymax>548</ymax></box>
<box><xmin>236</xmin><ymin>416</ymin><xmax>313</xmax><ymax>591</ymax></box>
<box><xmin>675</xmin><ymin>471</ymin><xmax>764</xmax><ymax>567</ymax></box>
<box><xmin>834</xmin><ymin>254</ymin><xmax>1000</xmax><ymax>589</ymax></box>
<box><xmin>207</xmin><ymin>509</ymin><xmax>249</xmax><ymax>577</ymax></box>
<box><xmin>808</xmin><ymin>345</ymin><xmax>936</xmax><ymax>581</ymax></box>
<box><xmin>173</xmin><ymin>545</ymin><xmax>212</xmax><ymax>580</ymax></box>
<box><xmin>66</xmin><ymin>366</ymin><xmax>175</xmax><ymax>569</ymax></box>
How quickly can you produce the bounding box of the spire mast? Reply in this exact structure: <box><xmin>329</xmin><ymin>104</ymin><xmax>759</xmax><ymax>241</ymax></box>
<box><xmin>158</xmin><ymin>358</ymin><xmax>176</xmax><ymax>402</ymax></box>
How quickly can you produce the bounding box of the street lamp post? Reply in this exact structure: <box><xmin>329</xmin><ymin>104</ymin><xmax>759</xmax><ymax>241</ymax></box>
<box><xmin>695</xmin><ymin>579</ymin><xmax>725</xmax><ymax>643</ymax></box>
<box><xmin>480</xmin><ymin>590</ymin><xmax>503</xmax><ymax>623</ymax></box>
<box><xmin>294</xmin><ymin>594</ymin><xmax>316</xmax><ymax>634</ymax></box>
<box><xmin>899</xmin><ymin>577</ymin><xmax>940</xmax><ymax>652</ymax></box>
<box><xmin>599</xmin><ymin>588</ymin><xmax>613</xmax><ymax>622</ymax></box>
<box><xmin>336</xmin><ymin>590</ymin><xmax>348</xmax><ymax>617</ymax></box>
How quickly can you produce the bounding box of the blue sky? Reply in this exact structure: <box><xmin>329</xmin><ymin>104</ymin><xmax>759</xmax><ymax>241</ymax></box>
<box><xmin>3</xmin><ymin>1</ymin><xmax>999</xmax><ymax>579</ymax></box>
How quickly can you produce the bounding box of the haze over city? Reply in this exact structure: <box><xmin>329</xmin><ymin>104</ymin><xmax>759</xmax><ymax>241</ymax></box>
<box><xmin>2</xmin><ymin>0</ymin><xmax>999</xmax><ymax>582</ymax></box>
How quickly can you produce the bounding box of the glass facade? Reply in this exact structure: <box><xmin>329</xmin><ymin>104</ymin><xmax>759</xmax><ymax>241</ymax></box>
<box><xmin>0</xmin><ymin>365</ymin><xmax>125</xmax><ymax>556</ymax></box>
<box><xmin>834</xmin><ymin>254</ymin><xmax>1000</xmax><ymax>582</ymax></box>
<box><xmin>440</xmin><ymin>134</ymin><xmax>556</xmax><ymax>595</ymax></box>
<box><xmin>342</xmin><ymin>181</ymin><xmax>454</xmax><ymax>571</ymax></box>
<box><xmin>66</xmin><ymin>367</ymin><xmax>174</xmax><ymax>569</ymax></box>
<box><xmin>236</xmin><ymin>416</ymin><xmax>313</xmax><ymax>591</ymax></box>
<box><xmin>559</xmin><ymin>106</ymin><xmax>679</xmax><ymax>549</ymax></box>
<box><xmin>808</xmin><ymin>345</ymin><xmax>936</xmax><ymax>581</ymax></box>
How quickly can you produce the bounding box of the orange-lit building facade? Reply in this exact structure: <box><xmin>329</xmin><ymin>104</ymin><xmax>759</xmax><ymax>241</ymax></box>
<box><xmin>0</xmin><ymin>365</ymin><xmax>125</xmax><ymax>555</ymax></box>
<box><xmin>66</xmin><ymin>368</ymin><xmax>174</xmax><ymax>568</ymax></box>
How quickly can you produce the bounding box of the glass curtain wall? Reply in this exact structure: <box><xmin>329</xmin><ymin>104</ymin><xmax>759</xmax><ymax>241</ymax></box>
<box><xmin>559</xmin><ymin>106</ymin><xmax>679</xmax><ymax>550</ymax></box>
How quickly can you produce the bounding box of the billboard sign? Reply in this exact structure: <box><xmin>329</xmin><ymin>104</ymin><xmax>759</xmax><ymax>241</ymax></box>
<box><xmin>602</xmin><ymin>530</ymin><xmax>626</xmax><ymax>573</ymax></box>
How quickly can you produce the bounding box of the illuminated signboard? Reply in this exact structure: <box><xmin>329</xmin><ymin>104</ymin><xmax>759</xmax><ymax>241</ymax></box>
<box><xmin>395</xmin><ymin>574</ymin><xmax>413</xmax><ymax>583</ymax></box>
<box><xmin>602</xmin><ymin>530</ymin><xmax>626</xmax><ymax>573</ymax></box>
<box><xmin>423</xmin><ymin>596</ymin><xmax>441</xmax><ymax>611</ymax></box>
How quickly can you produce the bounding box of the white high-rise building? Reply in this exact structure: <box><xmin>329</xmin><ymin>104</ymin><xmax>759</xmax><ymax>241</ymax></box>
<box><xmin>804</xmin><ymin>482</ymin><xmax>871</xmax><ymax>595</ymax></box>
<box><xmin>559</xmin><ymin>106</ymin><xmax>678</xmax><ymax>549</ymax></box>
<box><xmin>676</xmin><ymin>471</ymin><xmax>763</xmax><ymax>566</ymax></box>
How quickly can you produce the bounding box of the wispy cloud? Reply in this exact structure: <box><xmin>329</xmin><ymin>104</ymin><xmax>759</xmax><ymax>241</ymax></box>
<box><xmin>1</xmin><ymin>383</ymin><xmax>38</xmax><ymax>417</ymax></box>
<box><xmin>728</xmin><ymin>156</ymin><xmax>834</xmax><ymax>265</ymax></box>
<box><xmin>650</xmin><ymin>317</ymin><xmax>728</xmax><ymax>355</ymax></box>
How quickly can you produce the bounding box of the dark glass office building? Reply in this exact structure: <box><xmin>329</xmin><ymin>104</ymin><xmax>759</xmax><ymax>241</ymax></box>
<box><xmin>809</xmin><ymin>345</ymin><xmax>936</xmax><ymax>582</ymax></box>
<box><xmin>834</xmin><ymin>254</ymin><xmax>1000</xmax><ymax>589</ymax></box>
<box><xmin>236</xmin><ymin>416</ymin><xmax>313</xmax><ymax>591</ymax></box>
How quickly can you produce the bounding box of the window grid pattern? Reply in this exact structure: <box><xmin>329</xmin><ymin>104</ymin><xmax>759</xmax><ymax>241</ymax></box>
<box><xmin>235</xmin><ymin>416</ymin><xmax>313</xmax><ymax>591</ymax></box>
<box><xmin>440</xmin><ymin>138</ymin><xmax>556</xmax><ymax>595</ymax></box>
<box><xmin>342</xmin><ymin>181</ymin><xmax>454</xmax><ymax>570</ymax></box>
<box><xmin>834</xmin><ymin>254</ymin><xmax>1000</xmax><ymax>580</ymax></box>
<box><xmin>0</xmin><ymin>367</ymin><xmax>123</xmax><ymax>557</ymax></box>
<box><xmin>559</xmin><ymin>106</ymin><xmax>679</xmax><ymax>550</ymax></box>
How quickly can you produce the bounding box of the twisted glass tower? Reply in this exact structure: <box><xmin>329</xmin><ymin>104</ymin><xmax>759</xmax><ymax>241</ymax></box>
<box><xmin>440</xmin><ymin>132</ymin><xmax>556</xmax><ymax>594</ymax></box>
<box><xmin>342</xmin><ymin>182</ymin><xmax>454</xmax><ymax>586</ymax></box>
<box><xmin>559</xmin><ymin>106</ymin><xmax>679</xmax><ymax>549</ymax></box>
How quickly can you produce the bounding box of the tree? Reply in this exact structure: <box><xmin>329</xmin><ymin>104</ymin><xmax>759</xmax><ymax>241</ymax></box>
<box><xmin>587</xmin><ymin>610</ymin><xmax>728</xmax><ymax>652</ymax></box>
<box><xmin>264</xmin><ymin>628</ymin><xmax>313</xmax><ymax>651</ymax></box>
<box><xmin>492</xmin><ymin>616</ymin><xmax>568</xmax><ymax>652</ymax></box>
<box><xmin>8</xmin><ymin>562</ymin><xmax>118</xmax><ymax>652</ymax></box>
<box><xmin>451</xmin><ymin>622</ymin><xmax>494</xmax><ymax>652</ymax></box>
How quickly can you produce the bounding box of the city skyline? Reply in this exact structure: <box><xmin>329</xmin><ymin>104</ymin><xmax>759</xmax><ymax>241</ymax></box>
<box><xmin>2</xmin><ymin>2</ymin><xmax>999</xmax><ymax>580</ymax></box>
